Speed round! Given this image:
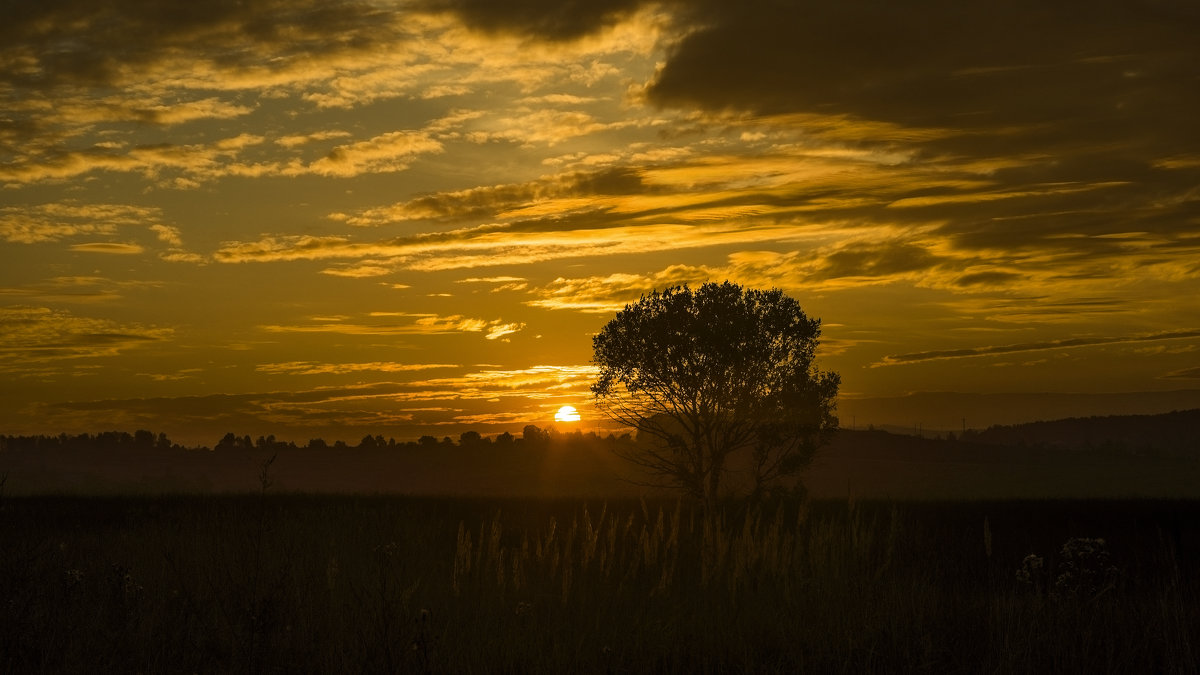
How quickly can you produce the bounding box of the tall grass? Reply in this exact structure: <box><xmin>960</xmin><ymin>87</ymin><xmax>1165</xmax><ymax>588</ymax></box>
<box><xmin>1</xmin><ymin>495</ymin><xmax>1197</xmax><ymax>673</ymax></box>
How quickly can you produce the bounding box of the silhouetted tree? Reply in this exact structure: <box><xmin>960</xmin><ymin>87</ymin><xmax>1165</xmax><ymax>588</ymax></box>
<box><xmin>134</xmin><ymin>429</ymin><xmax>155</xmax><ymax>449</ymax></box>
<box><xmin>522</xmin><ymin>424</ymin><xmax>550</xmax><ymax>447</ymax></box>
<box><xmin>592</xmin><ymin>282</ymin><xmax>840</xmax><ymax>508</ymax></box>
<box><xmin>216</xmin><ymin>432</ymin><xmax>254</xmax><ymax>451</ymax></box>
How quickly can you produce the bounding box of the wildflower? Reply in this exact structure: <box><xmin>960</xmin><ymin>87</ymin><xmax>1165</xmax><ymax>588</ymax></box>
<box><xmin>110</xmin><ymin>563</ymin><xmax>142</xmax><ymax>600</ymax></box>
<box><xmin>1015</xmin><ymin>553</ymin><xmax>1044</xmax><ymax>585</ymax></box>
<box><xmin>1015</xmin><ymin>553</ymin><xmax>1046</xmax><ymax>596</ymax></box>
<box><xmin>63</xmin><ymin>569</ymin><xmax>84</xmax><ymax>590</ymax></box>
<box><xmin>1054</xmin><ymin>537</ymin><xmax>1118</xmax><ymax>600</ymax></box>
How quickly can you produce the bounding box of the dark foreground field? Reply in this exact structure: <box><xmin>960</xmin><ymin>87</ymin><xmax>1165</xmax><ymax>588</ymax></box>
<box><xmin>2</xmin><ymin>494</ymin><xmax>1198</xmax><ymax>673</ymax></box>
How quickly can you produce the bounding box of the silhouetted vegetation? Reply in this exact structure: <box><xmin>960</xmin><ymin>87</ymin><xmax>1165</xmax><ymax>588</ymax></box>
<box><xmin>4</xmin><ymin>410</ymin><xmax>1200</xmax><ymax>498</ymax></box>
<box><xmin>0</xmin><ymin>426</ymin><xmax>640</xmax><ymax>496</ymax></box>
<box><xmin>592</xmin><ymin>282</ymin><xmax>840</xmax><ymax>507</ymax></box>
<box><xmin>1</xmin><ymin>494</ymin><xmax>1198</xmax><ymax>673</ymax></box>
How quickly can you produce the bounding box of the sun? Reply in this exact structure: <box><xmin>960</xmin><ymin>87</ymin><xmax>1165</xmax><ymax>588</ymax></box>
<box><xmin>554</xmin><ymin>405</ymin><xmax>581</xmax><ymax>423</ymax></box>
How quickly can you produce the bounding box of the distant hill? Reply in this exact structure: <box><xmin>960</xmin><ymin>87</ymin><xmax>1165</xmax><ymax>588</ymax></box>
<box><xmin>839</xmin><ymin>389</ymin><xmax>1200</xmax><ymax>432</ymax></box>
<box><xmin>968</xmin><ymin>409</ymin><xmax>1200</xmax><ymax>458</ymax></box>
<box><xmin>804</xmin><ymin>409</ymin><xmax>1200</xmax><ymax>500</ymax></box>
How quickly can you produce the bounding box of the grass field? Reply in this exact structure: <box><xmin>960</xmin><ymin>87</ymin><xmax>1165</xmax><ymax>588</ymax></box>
<box><xmin>2</xmin><ymin>491</ymin><xmax>1198</xmax><ymax>673</ymax></box>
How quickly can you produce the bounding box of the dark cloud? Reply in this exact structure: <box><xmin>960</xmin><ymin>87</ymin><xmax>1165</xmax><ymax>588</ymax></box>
<box><xmin>647</xmin><ymin>1</ymin><xmax>1200</xmax><ymax>133</ymax></box>
<box><xmin>336</xmin><ymin>167</ymin><xmax>651</xmax><ymax>225</ymax></box>
<box><xmin>0</xmin><ymin>0</ymin><xmax>397</xmax><ymax>90</ymax></box>
<box><xmin>72</xmin><ymin>332</ymin><xmax>160</xmax><ymax>345</ymax></box>
<box><xmin>567</xmin><ymin>167</ymin><xmax>647</xmax><ymax>195</ymax></box>
<box><xmin>0</xmin><ymin>305</ymin><xmax>170</xmax><ymax>366</ymax></box>
<box><xmin>417</xmin><ymin>0</ymin><xmax>646</xmax><ymax>40</ymax></box>
<box><xmin>643</xmin><ymin>0</ymin><xmax>1200</xmax><ymax>250</ymax></box>
<box><xmin>877</xmin><ymin>328</ymin><xmax>1200</xmax><ymax>366</ymax></box>
<box><xmin>818</xmin><ymin>241</ymin><xmax>944</xmax><ymax>279</ymax></box>
<box><xmin>954</xmin><ymin>271</ymin><xmax>1023</xmax><ymax>287</ymax></box>
<box><xmin>900</xmin><ymin>173</ymin><xmax>1200</xmax><ymax>254</ymax></box>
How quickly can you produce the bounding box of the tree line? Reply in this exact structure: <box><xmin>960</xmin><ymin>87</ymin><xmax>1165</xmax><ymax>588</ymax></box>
<box><xmin>0</xmin><ymin>425</ymin><xmax>631</xmax><ymax>455</ymax></box>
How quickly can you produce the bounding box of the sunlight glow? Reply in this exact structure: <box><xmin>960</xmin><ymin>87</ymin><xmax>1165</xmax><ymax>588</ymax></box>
<box><xmin>554</xmin><ymin>405</ymin><xmax>582</xmax><ymax>422</ymax></box>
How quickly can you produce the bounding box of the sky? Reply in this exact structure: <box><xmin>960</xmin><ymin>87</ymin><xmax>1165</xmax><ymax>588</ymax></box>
<box><xmin>2</xmin><ymin>0</ymin><xmax>1199</xmax><ymax>445</ymax></box>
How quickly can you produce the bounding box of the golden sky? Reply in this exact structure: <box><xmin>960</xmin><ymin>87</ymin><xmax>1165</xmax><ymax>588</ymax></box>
<box><xmin>3</xmin><ymin>0</ymin><xmax>1199</xmax><ymax>444</ymax></box>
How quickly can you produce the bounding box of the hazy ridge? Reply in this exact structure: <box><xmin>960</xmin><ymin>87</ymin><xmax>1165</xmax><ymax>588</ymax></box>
<box><xmin>838</xmin><ymin>389</ymin><xmax>1200</xmax><ymax>432</ymax></box>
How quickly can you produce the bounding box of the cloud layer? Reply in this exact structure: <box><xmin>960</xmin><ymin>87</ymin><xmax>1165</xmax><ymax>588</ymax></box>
<box><xmin>3</xmin><ymin>1</ymin><xmax>1199</xmax><ymax>441</ymax></box>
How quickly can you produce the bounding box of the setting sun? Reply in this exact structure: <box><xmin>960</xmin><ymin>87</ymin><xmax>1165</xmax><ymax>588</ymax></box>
<box><xmin>554</xmin><ymin>405</ymin><xmax>582</xmax><ymax>423</ymax></box>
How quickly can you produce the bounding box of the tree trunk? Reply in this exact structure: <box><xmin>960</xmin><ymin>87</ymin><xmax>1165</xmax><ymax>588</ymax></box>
<box><xmin>700</xmin><ymin>454</ymin><xmax>722</xmax><ymax>521</ymax></box>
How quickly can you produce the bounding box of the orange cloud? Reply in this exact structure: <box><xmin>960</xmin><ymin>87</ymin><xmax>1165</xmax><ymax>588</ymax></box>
<box><xmin>256</xmin><ymin>362</ymin><xmax>459</xmax><ymax>376</ymax></box>
<box><xmin>1</xmin><ymin>203</ymin><xmax>161</xmax><ymax>244</ymax></box>
<box><xmin>303</xmin><ymin>131</ymin><xmax>444</xmax><ymax>177</ymax></box>
<box><xmin>259</xmin><ymin>312</ymin><xmax>524</xmax><ymax>339</ymax></box>
<box><xmin>0</xmin><ymin>306</ymin><xmax>172</xmax><ymax>371</ymax></box>
<box><xmin>68</xmin><ymin>242</ymin><xmax>145</xmax><ymax>255</ymax></box>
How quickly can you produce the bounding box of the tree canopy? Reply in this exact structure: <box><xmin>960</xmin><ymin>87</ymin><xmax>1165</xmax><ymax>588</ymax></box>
<box><xmin>591</xmin><ymin>281</ymin><xmax>840</xmax><ymax>505</ymax></box>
